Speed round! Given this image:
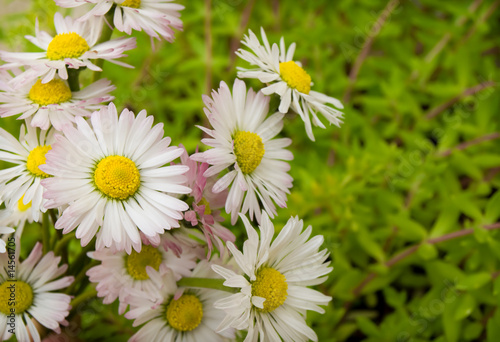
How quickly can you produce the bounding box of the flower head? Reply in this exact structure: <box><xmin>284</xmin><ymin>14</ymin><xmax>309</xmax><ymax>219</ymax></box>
<box><xmin>56</xmin><ymin>0</ymin><xmax>184</xmax><ymax>42</ymax></box>
<box><xmin>41</xmin><ymin>103</ymin><xmax>191</xmax><ymax>252</ymax></box>
<box><xmin>123</xmin><ymin>260</ymin><xmax>234</xmax><ymax>342</ymax></box>
<box><xmin>0</xmin><ymin>69</ymin><xmax>115</xmax><ymax>130</ymax></box>
<box><xmin>0</xmin><ymin>243</ymin><xmax>73</xmax><ymax>341</ymax></box>
<box><xmin>87</xmin><ymin>235</ymin><xmax>202</xmax><ymax>314</ymax></box>
<box><xmin>192</xmin><ymin>79</ymin><xmax>293</xmax><ymax>224</ymax></box>
<box><xmin>0</xmin><ymin>123</ymin><xmax>55</xmax><ymax>222</ymax></box>
<box><xmin>0</xmin><ymin>13</ymin><xmax>135</xmax><ymax>86</ymax></box>
<box><xmin>212</xmin><ymin>212</ymin><xmax>332</xmax><ymax>342</ymax></box>
<box><xmin>236</xmin><ymin>28</ymin><xmax>344</xmax><ymax>141</ymax></box>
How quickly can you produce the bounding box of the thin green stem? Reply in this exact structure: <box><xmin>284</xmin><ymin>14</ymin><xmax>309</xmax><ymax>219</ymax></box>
<box><xmin>67</xmin><ymin>68</ymin><xmax>81</xmax><ymax>91</ymax></box>
<box><xmin>71</xmin><ymin>288</ymin><xmax>98</xmax><ymax>308</ymax></box>
<box><xmin>92</xmin><ymin>9</ymin><xmax>115</xmax><ymax>82</ymax></box>
<box><xmin>41</xmin><ymin>211</ymin><xmax>51</xmax><ymax>254</ymax></box>
<box><xmin>66</xmin><ymin>260</ymin><xmax>99</xmax><ymax>295</ymax></box>
<box><xmin>177</xmin><ymin>277</ymin><xmax>239</xmax><ymax>293</ymax></box>
<box><xmin>54</xmin><ymin>232</ymin><xmax>75</xmax><ymax>256</ymax></box>
<box><xmin>69</xmin><ymin>237</ymin><xmax>96</xmax><ymax>275</ymax></box>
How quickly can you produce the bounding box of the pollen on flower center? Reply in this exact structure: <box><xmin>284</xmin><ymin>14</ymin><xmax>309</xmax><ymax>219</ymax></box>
<box><xmin>46</xmin><ymin>32</ymin><xmax>90</xmax><ymax>60</ymax></box>
<box><xmin>26</xmin><ymin>145</ymin><xmax>52</xmax><ymax>178</ymax></box>
<box><xmin>17</xmin><ymin>195</ymin><xmax>32</xmax><ymax>212</ymax></box>
<box><xmin>125</xmin><ymin>245</ymin><xmax>162</xmax><ymax>280</ymax></box>
<box><xmin>251</xmin><ymin>267</ymin><xmax>288</xmax><ymax>312</ymax></box>
<box><xmin>120</xmin><ymin>0</ymin><xmax>141</xmax><ymax>8</ymax></box>
<box><xmin>279</xmin><ymin>61</ymin><xmax>312</xmax><ymax>94</ymax></box>
<box><xmin>29</xmin><ymin>79</ymin><xmax>72</xmax><ymax>106</ymax></box>
<box><xmin>0</xmin><ymin>281</ymin><xmax>34</xmax><ymax>315</ymax></box>
<box><xmin>233</xmin><ymin>131</ymin><xmax>265</xmax><ymax>174</ymax></box>
<box><xmin>166</xmin><ymin>294</ymin><xmax>203</xmax><ymax>332</ymax></box>
<box><xmin>94</xmin><ymin>155</ymin><xmax>141</xmax><ymax>200</ymax></box>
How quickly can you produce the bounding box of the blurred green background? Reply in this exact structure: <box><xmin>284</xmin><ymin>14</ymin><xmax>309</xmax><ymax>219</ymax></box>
<box><xmin>1</xmin><ymin>0</ymin><xmax>500</xmax><ymax>341</ymax></box>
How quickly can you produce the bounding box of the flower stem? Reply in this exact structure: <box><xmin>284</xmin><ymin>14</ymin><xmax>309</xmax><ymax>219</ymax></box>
<box><xmin>41</xmin><ymin>211</ymin><xmax>51</xmax><ymax>254</ymax></box>
<box><xmin>67</xmin><ymin>68</ymin><xmax>81</xmax><ymax>91</ymax></box>
<box><xmin>71</xmin><ymin>288</ymin><xmax>97</xmax><ymax>308</ymax></box>
<box><xmin>177</xmin><ymin>277</ymin><xmax>239</xmax><ymax>293</ymax></box>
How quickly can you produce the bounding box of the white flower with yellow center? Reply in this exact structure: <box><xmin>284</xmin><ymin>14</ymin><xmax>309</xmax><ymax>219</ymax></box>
<box><xmin>56</xmin><ymin>0</ymin><xmax>184</xmax><ymax>42</ymax></box>
<box><xmin>124</xmin><ymin>260</ymin><xmax>234</xmax><ymax>342</ymax></box>
<box><xmin>191</xmin><ymin>79</ymin><xmax>293</xmax><ymax>225</ymax></box>
<box><xmin>0</xmin><ymin>123</ymin><xmax>54</xmax><ymax>222</ymax></box>
<box><xmin>87</xmin><ymin>238</ymin><xmax>202</xmax><ymax>314</ymax></box>
<box><xmin>236</xmin><ymin>28</ymin><xmax>344</xmax><ymax>141</ymax></box>
<box><xmin>0</xmin><ymin>242</ymin><xmax>73</xmax><ymax>342</ymax></box>
<box><xmin>0</xmin><ymin>196</ymin><xmax>35</xmax><ymax>253</ymax></box>
<box><xmin>0</xmin><ymin>70</ymin><xmax>115</xmax><ymax>131</ymax></box>
<box><xmin>0</xmin><ymin>12</ymin><xmax>136</xmax><ymax>86</ymax></box>
<box><xmin>212</xmin><ymin>212</ymin><xmax>332</xmax><ymax>342</ymax></box>
<box><xmin>41</xmin><ymin>102</ymin><xmax>191</xmax><ymax>253</ymax></box>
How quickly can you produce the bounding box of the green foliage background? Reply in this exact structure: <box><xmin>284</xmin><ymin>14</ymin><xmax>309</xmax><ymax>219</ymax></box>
<box><xmin>1</xmin><ymin>0</ymin><xmax>499</xmax><ymax>341</ymax></box>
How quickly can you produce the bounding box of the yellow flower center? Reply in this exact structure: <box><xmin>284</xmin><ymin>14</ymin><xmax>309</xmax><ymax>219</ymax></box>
<box><xmin>28</xmin><ymin>79</ymin><xmax>72</xmax><ymax>106</ymax></box>
<box><xmin>17</xmin><ymin>195</ymin><xmax>32</xmax><ymax>212</ymax></box>
<box><xmin>120</xmin><ymin>0</ymin><xmax>141</xmax><ymax>8</ymax></box>
<box><xmin>199</xmin><ymin>197</ymin><xmax>211</xmax><ymax>215</ymax></box>
<box><xmin>26</xmin><ymin>145</ymin><xmax>52</xmax><ymax>178</ymax></box>
<box><xmin>166</xmin><ymin>294</ymin><xmax>203</xmax><ymax>332</ymax></box>
<box><xmin>233</xmin><ymin>131</ymin><xmax>265</xmax><ymax>174</ymax></box>
<box><xmin>0</xmin><ymin>281</ymin><xmax>34</xmax><ymax>315</ymax></box>
<box><xmin>93</xmin><ymin>156</ymin><xmax>141</xmax><ymax>200</ymax></box>
<box><xmin>251</xmin><ymin>267</ymin><xmax>288</xmax><ymax>312</ymax></box>
<box><xmin>46</xmin><ymin>32</ymin><xmax>90</xmax><ymax>60</ymax></box>
<box><xmin>279</xmin><ymin>61</ymin><xmax>312</xmax><ymax>94</ymax></box>
<box><xmin>125</xmin><ymin>245</ymin><xmax>162</xmax><ymax>280</ymax></box>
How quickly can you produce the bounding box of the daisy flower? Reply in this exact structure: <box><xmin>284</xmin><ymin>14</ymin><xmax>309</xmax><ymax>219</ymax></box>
<box><xmin>180</xmin><ymin>145</ymin><xmax>235</xmax><ymax>256</ymax></box>
<box><xmin>0</xmin><ymin>242</ymin><xmax>73</xmax><ymax>342</ymax></box>
<box><xmin>0</xmin><ymin>123</ymin><xmax>55</xmax><ymax>222</ymax></box>
<box><xmin>0</xmin><ymin>197</ymin><xmax>35</xmax><ymax>253</ymax></box>
<box><xmin>41</xmin><ymin>103</ymin><xmax>191</xmax><ymax>253</ymax></box>
<box><xmin>212</xmin><ymin>212</ymin><xmax>332</xmax><ymax>342</ymax></box>
<box><xmin>55</xmin><ymin>0</ymin><xmax>184</xmax><ymax>42</ymax></box>
<box><xmin>236</xmin><ymin>28</ymin><xmax>344</xmax><ymax>141</ymax></box>
<box><xmin>0</xmin><ymin>13</ymin><xmax>136</xmax><ymax>85</ymax></box>
<box><xmin>191</xmin><ymin>79</ymin><xmax>293</xmax><ymax>225</ymax></box>
<box><xmin>124</xmin><ymin>260</ymin><xmax>234</xmax><ymax>342</ymax></box>
<box><xmin>87</xmin><ymin>236</ymin><xmax>202</xmax><ymax>314</ymax></box>
<box><xmin>0</xmin><ymin>69</ymin><xmax>115</xmax><ymax>131</ymax></box>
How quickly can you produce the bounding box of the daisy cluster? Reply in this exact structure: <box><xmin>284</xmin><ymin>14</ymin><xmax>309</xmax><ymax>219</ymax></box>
<box><xmin>0</xmin><ymin>1</ymin><xmax>341</xmax><ymax>341</ymax></box>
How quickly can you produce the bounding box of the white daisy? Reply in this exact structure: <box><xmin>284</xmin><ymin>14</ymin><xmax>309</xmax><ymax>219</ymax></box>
<box><xmin>236</xmin><ymin>28</ymin><xmax>344</xmax><ymax>141</ymax></box>
<box><xmin>124</xmin><ymin>260</ymin><xmax>234</xmax><ymax>342</ymax></box>
<box><xmin>56</xmin><ymin>0</ymin><xmax>184</xmax><ymax>42</ymax></box>
<box><xmin>41</xmin><ymin>102</ymin><xmax>191</xmax><ymax>253</ymax></box>
<box><xmin>212</xmin><ymin>212</ymin><xmax>332</xmax><ymax>342</ymax></box>
<box><xmin>0</xmin><ymin>12</ymin><xmax>136</xmax><ymax>86</ymax></box>
<box><xmin>0</xmin><ymin>123</ymin><xmax>55</xmax><ymax>222</ymax></box>
<box><xmin>0</xmin><ymin>242</ymin><xmax>73</xmax><ymax>342</ymax></box>
<box><xmin>87</xmin><ymin>236</ymin><xmax>202</xmax><ymax>314</ymax></box>
<box><xmin>191</xmin><ymin>79</ymin><xmax>293</xmax><ymax>225</ymax></box>
<box><xmin>0</xmin><ymin>69</ymin><xmax>115</xmax><ymax>131</ymax></box>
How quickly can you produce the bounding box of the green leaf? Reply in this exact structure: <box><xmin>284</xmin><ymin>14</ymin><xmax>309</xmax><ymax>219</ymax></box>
<box><xmin>485</xmin><ymin>191</ymin><xmax>500</xmax><ymax>223</ymax></box>
<box><xmin>453</xmin><ymin>293</ymin><xmax>476</xmax><ymax>320</ymax></box>
<box><xmin>356</xmin><ymin>317</ymin><xmax>381</xmax><ymax>337</ymax></box>
<box><xmin>487</xmin><ymin>309</ymin><xmax>500</xmax><ymax>342</ymax></box>
<box><xmin>456</xmin><ymin>272</ymin><xmax>492</xmax><ymax>291</ymax></box>
<box><xmin>356</xmin><ymin>229</ymin><xmax>385</xmax><ymax>262</ymax></box>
